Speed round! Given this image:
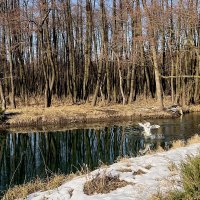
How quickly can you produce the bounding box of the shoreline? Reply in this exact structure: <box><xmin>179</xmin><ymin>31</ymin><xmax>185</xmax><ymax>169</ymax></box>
<box><xmin>4</xmin><ymin>138</ymin><xmax>200</xmax><ymax>200</ymax></box>
<box><xmin>26</xmin><ymin>143</ymin><xmax>200</xmax><ymax>200</ymax></box>
<box><xmin>2</xmin><ymin>100</ymin><xmax>186</xmax><ymax>131</ymax></box>
<box><xmin>4</xmin><ymin>111</ymin><xmax>172</xmax><ymax>132</ymax></box>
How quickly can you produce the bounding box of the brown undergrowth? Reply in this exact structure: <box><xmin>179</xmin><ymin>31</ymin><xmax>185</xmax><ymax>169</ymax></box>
<box><xmin>133</xmin><ymin>169</ymin><xmax>146</xmax><ymax>175</ymax></box>
<box><xmin>2</xmin><ymin>165</ymin><xmax>89</xmax><ymax>200</ymax></box>
<box><xmin>83</xmin><ymin>172</ymin><xmax>129</xmax><ymax>195</ymax></box>
<box><xmin>171</xmin><ymin>134</ymin><xmax>200</xmax><ymax>149</ymax></box>
<box><xmin>2</xmin><ymin>174</ymin><xmax>75</xmax><ymax>200</ymax></box>
<box><xmin>190</xmin><ymin>104</ymin><xmax>200</xmax><ymax>112</ymax></box>
<box><xmin>4</xmin><ymin>96</ymin><xmax>174</xmax><ymax>129</ymax></box>
<box><xmin>3</xmin><ymin>95</ymin><xmax>198</xmax><ymax>131</ymax></box>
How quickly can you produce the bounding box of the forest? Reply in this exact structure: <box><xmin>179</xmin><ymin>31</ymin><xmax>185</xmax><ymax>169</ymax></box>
<box><xmin>0</xmin><ymin>0</ymin><xmax>199</xmax><ymax>110</ymax></box>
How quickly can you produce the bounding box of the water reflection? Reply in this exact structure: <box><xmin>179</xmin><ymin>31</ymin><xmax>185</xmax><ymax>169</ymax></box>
<box><xmin>1</xmin><ymin>113</ymin><xmax>200</xmax><ymax>194</ymax></box>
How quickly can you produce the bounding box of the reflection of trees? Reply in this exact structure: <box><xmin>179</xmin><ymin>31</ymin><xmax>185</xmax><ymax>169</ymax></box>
<box><xmin>0</xmin><ymin>127</ymin><xmax>167</xmax><ymax>193</ymax></box>
<box><xmin>0</xmin><ymin>132</ymin><xmax>6</xmax><ymax>194</ymax></box>
<box><xmin>0</xmin><ymin>133</ymin><xmax>6</xmax><ymax>167</ymax></box>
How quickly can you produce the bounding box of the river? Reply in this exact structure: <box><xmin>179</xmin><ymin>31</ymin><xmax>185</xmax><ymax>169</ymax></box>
<box><xmin>0</xmin><ymin>113</ymin><xmax>200</xmax><ymax>195</ymax></box>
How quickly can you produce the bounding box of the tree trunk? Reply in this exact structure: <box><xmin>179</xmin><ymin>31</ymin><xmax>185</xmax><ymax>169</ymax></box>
<box><xmin>0</xmin><ymin>79</ymin><xmax>6</xmax><ymax>110</ymax></box>
<box><xmin>142</xmin><ymin>0</ymin><xmax>163</xmax><ymax>109</ymax></box>
<box><xmin>152</xmin><ymin>44</ymin><xmax>164</xmax><ymax>109</ymax></box>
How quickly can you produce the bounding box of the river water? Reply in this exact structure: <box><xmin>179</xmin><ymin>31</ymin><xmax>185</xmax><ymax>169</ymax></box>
<box><xmin>0</xmin><ymin>113</ymin><xmax>200</xmax><ymax>195</ymax></box>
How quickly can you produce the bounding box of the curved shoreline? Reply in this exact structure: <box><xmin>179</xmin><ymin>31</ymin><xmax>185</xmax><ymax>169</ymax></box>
<box><xmin>2</xmin><ymin>103</ymin><xmax>180</xmax><ymax>131</ymax></box>
<box><xmin>6</xmin><ymin>142</ymin><xmax>200</xmax><ymax>200</ymax></box>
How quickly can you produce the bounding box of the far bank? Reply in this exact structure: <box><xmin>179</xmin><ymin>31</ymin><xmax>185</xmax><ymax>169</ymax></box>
<box><xmin>1</xmin><ymin>97</ymin><xmax>192</xmax><ymax>130</ymax></box>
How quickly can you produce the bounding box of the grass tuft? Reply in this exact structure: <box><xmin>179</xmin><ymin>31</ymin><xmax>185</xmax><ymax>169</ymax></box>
<box><xmin>133</xmin><ymin>169</ymin><xmax>146</xmax><ymax>175</ymax></box>
<box><xmin>152</xmin><ymin>190</ymin><xmax>186</xmax><ymax>200</ymax></box>
<box><xmin>172</xmin><ymin>140</ymin><xmax>186</xmax><ymax>149</ymax></box>
<box><xmin>187</xmin><ymin>134</ymin><xmax>200</xmax><ymax>145</ymax></box>
<box><xmin>83</xmin><ymin>172</ymin><xmax>129</xmax><ymax>195</ymax></box>
<box><xmin>168</xmin><ymin>161</ymin><xmax>178</xmax><ymax>172</ymax></box>
<box><xmin>145</xmin><ymin>164</ymin><xmax>152</xmax><ymax>170</ymax></box>
<box><xmin>116</xmin><ymin>168</ymin><xmax>132</xmax><ymax>173</ymax></box>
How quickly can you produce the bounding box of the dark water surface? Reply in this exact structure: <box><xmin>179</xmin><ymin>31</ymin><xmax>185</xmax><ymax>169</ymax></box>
<box><xmin>1</xmin><ymin>113</ymin><xmax>200</xmax><ymax>194</ymax></box>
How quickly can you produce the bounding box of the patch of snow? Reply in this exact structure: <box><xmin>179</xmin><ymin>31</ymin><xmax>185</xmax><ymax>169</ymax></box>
<box><xmin>25</xmin><ymin>143</ymin><xmax>200</xmax><ymax>200</ymax></box>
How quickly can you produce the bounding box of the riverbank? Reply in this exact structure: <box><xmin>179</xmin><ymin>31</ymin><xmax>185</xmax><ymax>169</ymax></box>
<box><xmin>3</xmin><ymin>98</ymin><xmax>183</xmax><ymax>129</ymax></box>
<box><xmin>3</xmin><ymin>135</ymin><xmax>200</xmax><ymax>200</ymax></box>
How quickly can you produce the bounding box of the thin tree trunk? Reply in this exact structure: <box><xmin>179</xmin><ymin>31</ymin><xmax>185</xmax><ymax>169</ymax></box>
<box><xmin>7</xmin><ymin>37</ymin><xmax>16</xmax><ymax>109</ymax></box>
<box><xmin>0</xmin><ymin>79</ymin><xmax>6</xmax><ymax>110</ymax></box>
<box><xmin>113</xmin><ymin>51</ymin><xmax>126</xmax><ymax>105</ymax></box>
<box><xmin>142</xmin><ymin>0</ymin><xmax>163</xmax><ymax>109</ymax></box>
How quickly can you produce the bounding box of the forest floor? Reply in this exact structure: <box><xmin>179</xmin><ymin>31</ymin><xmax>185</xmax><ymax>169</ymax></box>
<box><xmin>2</xmin><ymin>97</ymin><xmax>181</xmax><ymax>131</ymax></box>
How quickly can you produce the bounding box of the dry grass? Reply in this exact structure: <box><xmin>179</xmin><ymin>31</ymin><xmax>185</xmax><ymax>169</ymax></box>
<box><xmin>116</xmin><ymin>168</ymin><xmax>132</xmax><ymax>173</ymax></box>
<box><xmin>2</xmin><ymin>174</ymin><xmax>76</xmax><ymax>200</ymax></box>
<box><xmin>116</xmin><ymin>156</ymin><xmax>130</xmax><ymax>163</ymax></box>
<box><xmin>68</xmin><ymin>188</ymin><xmax>74</xmax><ymax>198</ymax></box>
<box><xmin>168</xmin><ymin>161</ymin><xmax>178</xmax><ymax>172</ymax></box>
<box><xmin>167</xmin><ymin>134</ymin><xmax>200</xmax><ymax>151</ymax></box>
<box><xmin>2</xmin><ymin>164</ymin><xmax>90</xmax><ymax>200</ymax></box>
<box><xmin>83</xmin><ymin>172</ymin><xmax>129</xmax><ymax>195</ymax></box>
<box><xmin>145</xmin><ymin>164</ymin><xmax>153</xmax><ymax>170</ymax></box>
<box><xmin>171</xmin><ymin>140</ymin><xmax>186</xmax><ymax>149</ymax></box>
<box><xmin>154</xmin><ymin>145</ymin><xmax>165</xmax><ymax>153</ymax></box>
<box><xmin>97</xmin><ymin>160</ymin><xmax>109</xmax><ymax>169</ymax></box>
<box><xmin>187</xmin><ymin>134</ymin><xmax>200</xmax><ymax>145</ymax></box>
<box><xmin>133</xmin><ymin>169</ymin><xmax>146</xmax><ymax>175</ymax></box>
<box><xmin>14</xmin><ymin>95</ymin><xmax>173</xmax><ymax>110</ymax></box>
<box><xmin>170</xmin><ymin>134</ymin><xmax>200</xmax><ymax>149</ymax></box>
<box><xmin>4</xmin><ymin>97</ymin><xmax>174</xmax><ymax>128</ymax></box>
<box><xmin>190</xmin><ymin>105</ymin><xmax>200</xmax><ymax>112</ymax></box>
<box><xmin>151</xmin><ymin>153</ymin><xmax>200</xmax><ymax>200</ymax></box>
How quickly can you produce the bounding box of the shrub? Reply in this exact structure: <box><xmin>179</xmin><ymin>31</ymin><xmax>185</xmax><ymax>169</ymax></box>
<box><xmin>153</xmin><ymin>153</ymin><xmax>200</xmax><ymax>200</ymax></box>
<box><xmin>180</xmin><ymin>154</ymin><xmax>200</xmax><ymax>198</ymax></box>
